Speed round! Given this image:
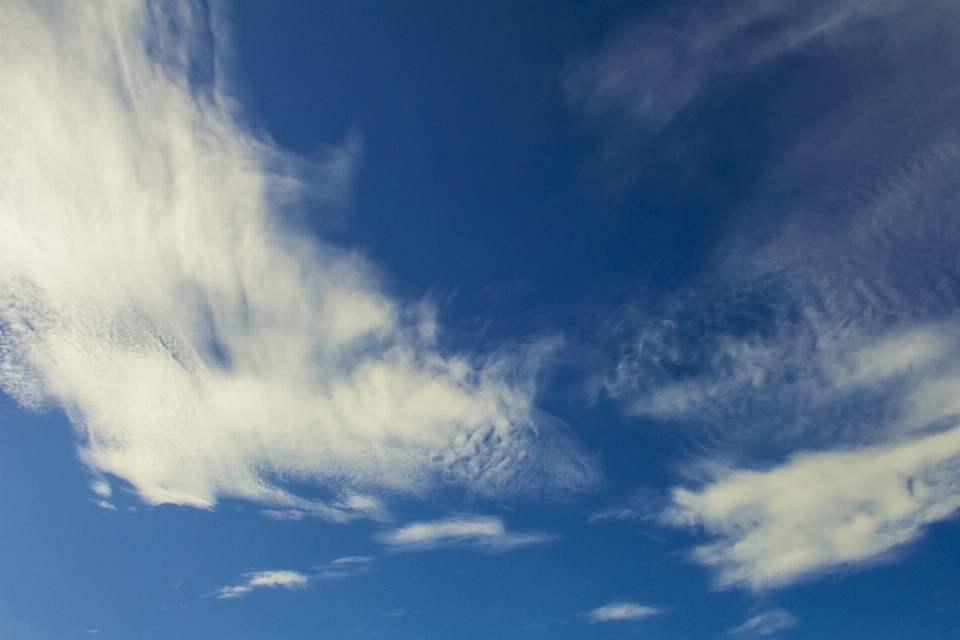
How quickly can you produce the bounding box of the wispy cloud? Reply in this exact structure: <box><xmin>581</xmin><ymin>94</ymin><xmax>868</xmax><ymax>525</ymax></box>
<box><xmin>621</xmin><ymin>142</ymin><xmax>960</xmax><ymax>590</ymax></box>
<box><xmin>566</xmin><ymin>0</ymin><xmax>909</xmax><ymax>138</ymax></box>
<box><xmin>312</xmin><ymin>556</ymin><xmax>373</xmax><ymax>580</ymax></box>
<box><xmin>0</xmin><ymin>0</ymin><xmax>599</xmax><ymax>518</ymax></box>
<box><xmin>588</xmin><ymin>487</ymin><xmax>665</xmax><ymax>523</ymax></box>
<box><xmin>726</xmin><ymin>609</ymin><xmax>798</xmax><ymax>637</ymax></box>
<box><xmin>590</xmin><ymin>0</ymin><xmax>960</xmax><ymax>592</ymax></box>
<box><xmin>212</xmin><ymin>570</ymin><xmax>309</xmax><ymax>599</ymax></box>
<box><xmin>587</xmin><ymin>601</ymin><xmax>662</xmax><ymax>623</ymax></box>
<box><xmin>376</xmin><ymin>515</ymin><xmax>555</xmax><ymax>552</ymax></box>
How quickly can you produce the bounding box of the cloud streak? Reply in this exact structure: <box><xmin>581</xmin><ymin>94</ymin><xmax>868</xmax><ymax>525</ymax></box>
<box><xmin>727</xmin><ymin>609</ymin><xmax>798</xmax><ymax>637</ymax></box>
<box><xmin>376</xmin><ymin>514</ymin><xmax>555</xmax><ymax>553</ymax></box>
<box><xmin>587</xmin><ymin>601</ymin><xmax>661</xmax><ymax>623</ymax></box>
<box><xmin>0</xmin><ymin>0</ymin><xmax>599</xmax><ymax>519</ymax></box>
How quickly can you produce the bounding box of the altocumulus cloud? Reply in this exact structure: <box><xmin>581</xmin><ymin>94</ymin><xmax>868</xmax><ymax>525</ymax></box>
<box><xmin>584</xmin><ymin>0</ymin><xmax>960</xmax><ymax>591</ymax></box>
<box><xmin>0</xmin><ymin>0</ymin><xmax>599</xmax><ymax>519</ymax></box>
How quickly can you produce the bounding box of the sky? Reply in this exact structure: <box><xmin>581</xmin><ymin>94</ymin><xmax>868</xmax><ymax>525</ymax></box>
<box><xmin>1</xmin><ymin>0</ymin><xmax>960</xmax><ymax>638</ymax></box>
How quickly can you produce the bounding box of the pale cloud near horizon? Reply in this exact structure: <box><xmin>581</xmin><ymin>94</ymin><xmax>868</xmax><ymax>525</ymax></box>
<box><xmin>0</xmin><ymin>0</ymin><xmax>599</xmax><ymax>519</ymax></box>
<box><xmin>376</xmin><ymin>514</ymin><xmax>555</xmax><ymax>553</ymax></box>
<box><xmin>587</xmin><ymin>601</ymin><xmax>661</xmax><ymax>623</ymax></box>
<box><xmin>213</xmin><ymin>570</ymin><xmax>309</xmax><ymax>599</ymax></box>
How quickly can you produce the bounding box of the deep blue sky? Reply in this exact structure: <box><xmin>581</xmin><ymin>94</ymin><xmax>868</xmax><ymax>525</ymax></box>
<box><xmin>2</xmin><ymin>1</ymin><xmax>960</xmax><ymax>638</ymax></box>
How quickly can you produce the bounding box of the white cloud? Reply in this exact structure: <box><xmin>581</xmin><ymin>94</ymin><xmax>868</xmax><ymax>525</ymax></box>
<box><xmin>727</xmin><ymin>609</ymin><xmax>798</xmax><ymax>637</ymax></box>
<box><xmin>595</xmin><ymin>0</ymin><xmax>960</xmax><ymax>591</ymax></box>
<box><xmin>622</xmin><ymin>158</ymin><xmax>960</xmax><ymax>590</ymax></box>
<box><xmin>587</xmin><ymin>601</ymin><xmax>661</xmax><ymax>623</ymax></box>
<box><xmin>0</xmin><ymin>0</ymin><xmax>599</xmax><ymax>518</ymax></box>
<box><xmin>376</xmin><ymin>514</ymin><xmax>555</xmax><ymax>552</ymax></box>
<box><xmin>664</xmin><ymin>422</ymin><xmax>960</xmax><ymax>591</ymax></box>
<box><xmin>91</xmin><ymin>480</ymin><xmax>111</xmax><ymax>498</ymax></box>
<box><xmin>212</xmin><ymin>570</ymin><xmax>309</xmax><ymax>599</ymax></box>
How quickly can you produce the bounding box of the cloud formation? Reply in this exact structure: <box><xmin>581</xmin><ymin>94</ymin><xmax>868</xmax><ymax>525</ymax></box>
<box><xmin>213</xmin><ymin>570</ymin><xmax>309</xmax><ymax>599</ymax></box>
<box><xmin>376</xmin><ymin>514</ymin><xmax>554</xmax><ymax>552</ymax></box>
<box><xmin>665</xmin><ymin>421</ymin><xmax>960</xmax><ymax>590</ymax></box>
<box><xmin>0</xmin><ymin>0</ymin><xmax>599</xmax><ymax>519</ymax></box>
<box><xmin>587</xmin><ymin>601</ymin><xmax>661</xmax><ymax>623</ymax></box>
<box><xmin>588</xmin><ymin>0</ymin><xmax>960</xmax><ymax>591</ymax></box>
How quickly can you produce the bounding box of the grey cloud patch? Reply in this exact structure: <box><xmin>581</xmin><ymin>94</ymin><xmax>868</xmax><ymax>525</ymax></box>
<box><xmin>376</xmin><ymin>514</ymin><xmax>556</xmax><ymax>553</ymax></box>
<box><xmin>0</xmin><ymin>0</ymin><xmax>600</xmax><ymax>519</ymax></box>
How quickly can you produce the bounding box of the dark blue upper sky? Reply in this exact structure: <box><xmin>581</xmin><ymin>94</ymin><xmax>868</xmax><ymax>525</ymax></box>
<box><xmin>2</xmin><ymin>1</ymin><xmax>960</xmax><ymax>638</ymax></box>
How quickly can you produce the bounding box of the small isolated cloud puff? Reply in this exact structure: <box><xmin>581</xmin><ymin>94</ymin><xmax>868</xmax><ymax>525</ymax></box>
<box><xmin>376</xmin><ymin>514</ymin><xmax>555</xmax><ymax>553</ymax></box>
<box><xmin>727</xmin><ymin>609</ymin><xmax>799</xmax><ymax>637</ymax></box>
<box><xmin>588</xmin><ymin>601</ymin><xmax>661</xmax><ymax>623</ymax></box>
<box><xmin>0</xmin><ymin>0</ymin><xmax>599</xmax><ymax>519</ymax></box>
<box><xmin>213</xmin><ymin>570</ymin><xmax>309</xmax><ymax>599</ymax></box>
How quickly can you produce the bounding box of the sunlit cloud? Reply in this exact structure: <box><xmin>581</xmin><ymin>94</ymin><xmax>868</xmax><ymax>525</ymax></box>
<box><xmin>0</xmin><ymin>0</ymin><xmax>599</xmax><ymax>519</ymax></box>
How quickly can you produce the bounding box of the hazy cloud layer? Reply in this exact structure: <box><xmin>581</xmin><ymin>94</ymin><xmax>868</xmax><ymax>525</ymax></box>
<box><xmin>583</xmin><ymin>0</ymin><xmax>960</xmax><ymax>590</ymax></box>
<box><xmin>0</xmin><ymin>0</ymin><xmax>599</xmax><ymax>518</ymax></box>
<box><xmin>376</xmin><ymin>514</ymin><xmax>554</xmax><ymax>553</ymax></box>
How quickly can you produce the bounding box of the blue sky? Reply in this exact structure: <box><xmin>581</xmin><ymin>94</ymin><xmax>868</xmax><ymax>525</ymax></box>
<box><xmin>2</xmin><ymin>0</ymin><xmax>960</xmax><ymax>638</ymax></box>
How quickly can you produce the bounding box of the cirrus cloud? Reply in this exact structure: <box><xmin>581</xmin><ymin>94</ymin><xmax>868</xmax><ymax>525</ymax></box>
<box><xmin>0</xmin><ymin>0</ymin><xmax>599</xmax><ymax>520</ymax></box>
